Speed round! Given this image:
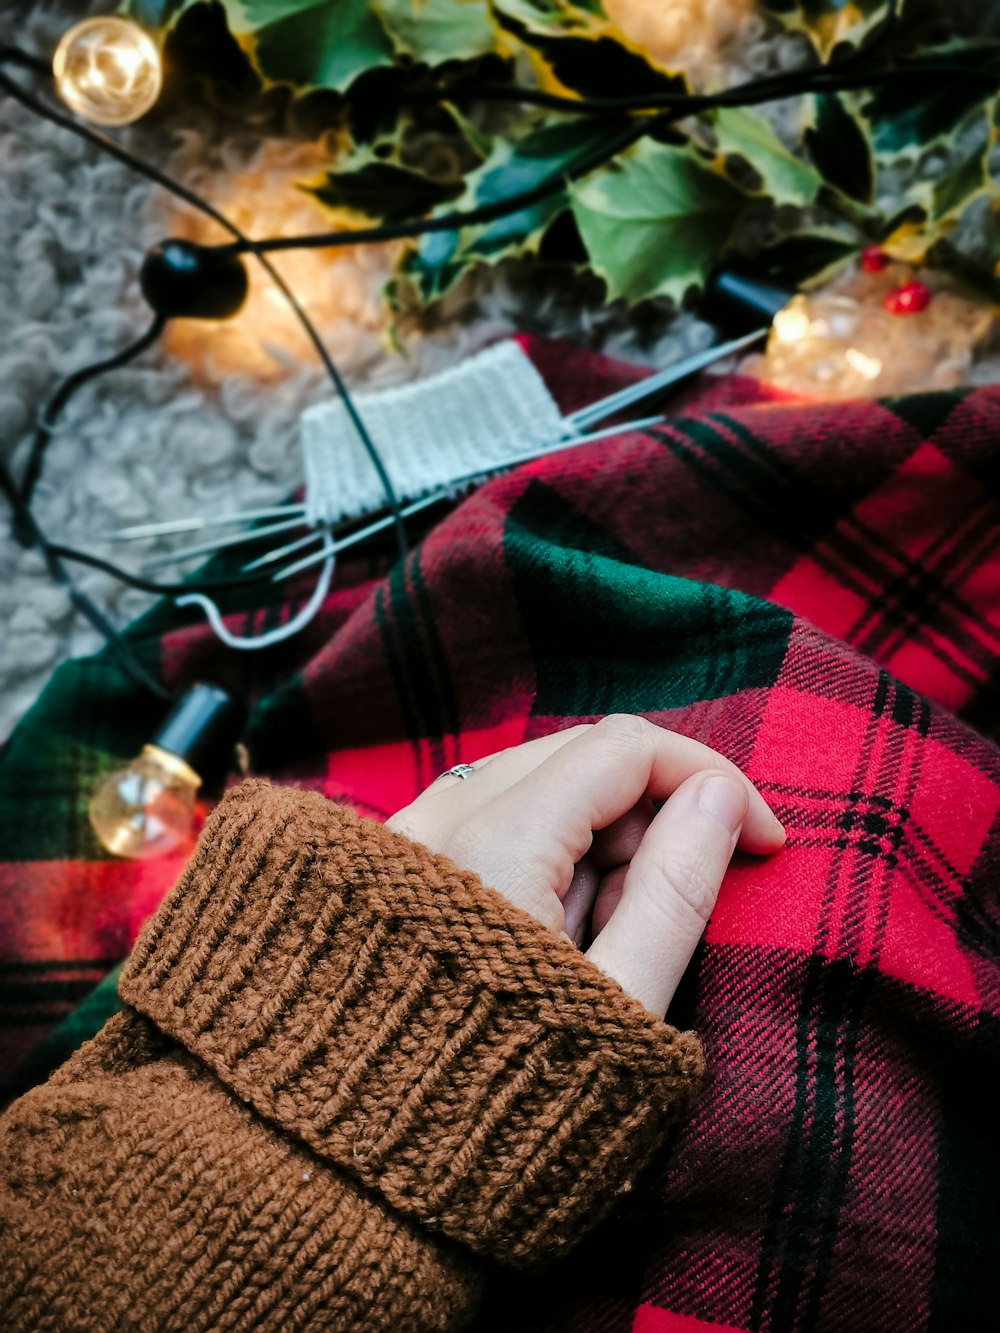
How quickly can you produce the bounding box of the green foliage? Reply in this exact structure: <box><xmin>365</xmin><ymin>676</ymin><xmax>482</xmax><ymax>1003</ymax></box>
<box><xmin>803</xmin><ymin>94</ymin><xmax>875</xmax><ymax>205</ymax></box>
<box><xmin>406</xmin><ymin>115</ymin><xmax>630</xmax><ymax>298</ymax></box>
<box><xmin>373</xmin><ymin>0</ymin><xmax>496</xmax><ymax>63</ymax></box>
<box><xmin>714</xmin><ymin>106</ymin><xmax>823</xmax><ymax>207</ymax></box>
<box><xmin>309</xmin><ymin>157</ymin><xmax>465</xmax><ymax>221</ymax></box>
<box><xmin>570</xmin><ymin>141</ymin><xmax>748</xmax><ymax>303</ymax></box>
<box><xmin>760</xmin><ymin>0</ymin><xmax>897</xmax><ymax>59</ymax></box>
<box><xmin>126</xmin><ymin>0</ymin><xmax>1000</xmax><ymax>310</ymax></box>
<box><xmin>225</xmin><ymin>0</ymin><xmax>396</xmax><ymax>91</ymax></box>
<box><xmin>755</xmin><ymin>228</ymin><xmax>862</xmax><ymax>287</ymax></box>
<box><xmin>862</xmin><ymin>42</ymin><xmax>1000</xmax><ymax>157</ymax></box>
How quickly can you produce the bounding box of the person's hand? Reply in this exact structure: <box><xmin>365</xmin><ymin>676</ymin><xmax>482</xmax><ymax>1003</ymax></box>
<box><xmin>386</xmin><ymin>715</ymin><xmax>784</xmax><ymax>1019</ymax></box>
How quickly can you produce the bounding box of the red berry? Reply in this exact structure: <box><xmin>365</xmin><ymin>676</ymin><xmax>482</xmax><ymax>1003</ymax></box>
<box><xmin>861</xmin><ymin>246</ymin><xmax>891</xmax><ymax>273</ymax></box>
<box><xmin>883</xmin><ymin>281</ymin><xmax>932</xmax><ymax>315</ymax></box>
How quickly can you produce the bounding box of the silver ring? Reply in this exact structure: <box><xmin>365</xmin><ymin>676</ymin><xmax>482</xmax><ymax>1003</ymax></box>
<box><xmin>436</xmin><ymin>763</ymin><xmax>476</xmax><ymax>782</ymax></box>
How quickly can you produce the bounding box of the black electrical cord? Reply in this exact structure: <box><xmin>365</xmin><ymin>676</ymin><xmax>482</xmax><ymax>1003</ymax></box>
<box><xmin>17</xmin><ymin>312</ymin><xmax>167</xmax><ymax>520</ymax></box>
<box><xmin>215</xmin><ymin>62</ymin><xmax>999</xmax><ymax>259</ymax></box>
<box><xmin>0</xmin><ymin>55</ymin><xmax>396</xmax><ymax>700</ymax></box>
<box><xmin>423</xmin><ymin>55</ymin><xmax>992</xmax><ymax>117</ymax></box>
<box><xmin>44</xmin><ymin>540</ymin><xmax>291</xmax><ymax>597</ymax></box>
<box><xmin>0</xmin><ymin>45</ymin><xmax>50</xmax><ymax>77</ymax></box>
<box><xmin>0</xmin><ymin>454</ymin><xmax>172</xmax><ymax>701</ymax></box>
<box><xmin>404</xmin><ymin>0</ymin><xmax>903</xmax><ymax>117</ymax></box>
<box><xmin>0</xmin><ymin>59</ymin><xmax>410</xmax><ymax>564</ymax></box>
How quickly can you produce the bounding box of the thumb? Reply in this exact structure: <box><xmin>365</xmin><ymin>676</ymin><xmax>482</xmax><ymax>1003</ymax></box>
<box><xmin>585</xmin><ymin>770</ymin><xmax>749</xmax><ymax>1019</ymax></box>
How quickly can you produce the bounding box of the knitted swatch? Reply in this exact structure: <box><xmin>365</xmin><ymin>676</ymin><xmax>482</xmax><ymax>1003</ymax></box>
<box><xmin>1</xmin><ymin>781</ymin><xmax>702</xmax><ymax>1331</ymax></box>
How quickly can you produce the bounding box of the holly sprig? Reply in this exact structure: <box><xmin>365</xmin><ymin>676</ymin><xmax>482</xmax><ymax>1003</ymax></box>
<box><xmin>126</xmin><ymin>1</ymin><xmax>1000</xmax><ymax>308</ymax></box>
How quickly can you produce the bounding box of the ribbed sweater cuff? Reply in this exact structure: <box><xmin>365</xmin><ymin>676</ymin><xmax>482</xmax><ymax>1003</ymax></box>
<box><xmin>120</xmin><ymin>780</ymin><xmax>703</xmax><ymax>1268</ymax></box>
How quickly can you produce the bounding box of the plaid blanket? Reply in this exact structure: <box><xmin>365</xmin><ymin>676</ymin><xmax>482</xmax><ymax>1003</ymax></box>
<box><xmin>1</xmin><ymin>337</ymin><xmax>998</xmax><ymax>1331</ymax></box>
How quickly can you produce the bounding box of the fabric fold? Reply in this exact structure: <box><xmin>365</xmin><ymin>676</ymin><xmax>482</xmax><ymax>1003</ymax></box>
<box><xmin>119</xmin><ymin>779</ymin><xmax>704</xmax><ymax>1268</ymax></box>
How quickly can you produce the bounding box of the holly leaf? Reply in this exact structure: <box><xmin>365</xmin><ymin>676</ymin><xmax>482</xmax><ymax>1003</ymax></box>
<box><xmin>373</xmin><ymin>0</ymin><xmax>496</xmax><ymax>64</ymax></box>
<box><xmin>492</xmin><ymin>1</ymin><xmax>612</xmax><ymax>38</ymax></box>
<box><xmin>406</xmin><ymin>114</ymin><xmax>629</xmax><ymax>299</ymax></box>
<box><xmin>803</xmin><ymin>93</ymin><xmax>875</xmax><ymax>203</ymax></box>
<box><xmin>929</xmin><ymin>143</ymin><xmax>994</xmax><ymax>222</ymax></box>
<box><xmin>159</xmin><ymin>1</ymin><xmax>262</xmax><ymax>92</ymax></box>
<box><xmin>569</xmin><ymin>141</ymin><xmax>748</xmax><ymax>304</ymax></box>
<box><xmin>713</xmin><ymin>106</ymin><xmax>823</xmax><ymax>207</ymax></box>
<box><xmin>124</xmin><ymin>0</ymin><xmax>194</xmax><ymax>22</ymax></box>
<box><xmin>760</xmin><ymin>1</ymin><xmax>895</xmax><ymax>60</ymax></box>
<box><xmin>225</xmin><ymin>0</ymin><xmax>396</xmax><ymax>92</ymax></box>
<box><xmin>862</xmin><ymin>41</ymin><xmax>1000</xmax><ymax>158</ymax></box>
<box><xmin>493</xmin><ymin>0</ymin><xmax>686</xmax><ymax>98</ymax></box>
<box><xmin>900</xmin><ymin>136</ymin><xmax>994</xmax><ymax>239</ymax></box>
<box><xmin>309</xmin><ymin>158</ymin><xmax>465</xmax><ymax>222</ymax></box>
<box><xmin>754</xmin><ymin>227</ymin><xmax>860</xmax><ymax>287</ymax></box>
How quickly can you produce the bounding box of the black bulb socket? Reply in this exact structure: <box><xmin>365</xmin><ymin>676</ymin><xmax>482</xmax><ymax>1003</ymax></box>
<box><xmin>140</xmin><ymin>240</ymin><xmax>248</xmax><ymax>320</ymax></box>
<box><xmin>704</xmin><ymin>265</ymin><xmax>796</xmax><ymax>335</ymax></box>
<box><xmin>152</xmin><ymin>683</ymin><xmax>246</xmax><ymax>782</ymax></box>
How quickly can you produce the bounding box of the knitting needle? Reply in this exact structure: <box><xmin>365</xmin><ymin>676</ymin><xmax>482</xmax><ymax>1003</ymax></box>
<box><xmin>141</xmin><ymin>514</ymin><xmax>310</xmax><ymax>568</ymax></box>
<box><xmin>274</xmin><ymin>493</ymin><xmax>445</xmax><ymax>582</ymax></box>
<box><xmin>110</xmin><ymin>504</ymin><xmax>306</xmax><ymax>542</ymax></box>
<box><xmin>568</xmin><ymin>327</ymin><xmax>768</xmax><ymax>432</ymax></box>
<box><xmin>242</xmin><ymin>523</ymin><xmax>336</xmax><ymax>572</ymax></box>
<box><xmin>270</xmin><ymin>414</ymin><xmax>667</xmax><ymax>583</ymax></box>
<box><xmin>113</xmin><ymin>334</ymin><xmax>762</xmax><ymax>550</ymax></box>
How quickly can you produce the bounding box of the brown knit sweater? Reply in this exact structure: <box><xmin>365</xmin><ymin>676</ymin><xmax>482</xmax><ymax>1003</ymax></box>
<box><xmin>0</xmin><ymin>781</ymin><xmax>703</xmax><ymax>1331</ymax></box>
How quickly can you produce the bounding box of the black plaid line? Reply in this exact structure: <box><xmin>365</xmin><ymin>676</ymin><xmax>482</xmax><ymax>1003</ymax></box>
<box><xmin>836</xmin><ymin>791</ymin><xmax>910</xmax><ymax>869</ymax></box>
<box><xmin>845</xmin><ymin>502</ymin><xmax>1000</xmax><ymax>667</ymax></box>
<box><xmin>706</xmin><ymin>413</ymin><xmax>1000</xmax><ymax>682</ymax></box>
<box><xmin>761</xmin><ymin>784</ymin><xmax>912</xmax><ymax>871</ymax></box>
<box><xmin>761</xmin><ymin>779</ymin><xmax>985</xmax><ymax>954</ymax></box>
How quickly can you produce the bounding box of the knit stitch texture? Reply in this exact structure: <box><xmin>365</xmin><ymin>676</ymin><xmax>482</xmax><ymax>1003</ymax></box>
<box><xmin>0</xmin><ymin>780</ymin><xmax>703</xmax><ymax>1330</ymax></box>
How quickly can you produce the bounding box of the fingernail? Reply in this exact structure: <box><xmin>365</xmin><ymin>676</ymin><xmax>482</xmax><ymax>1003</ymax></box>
<box><xmin>698</xmin><ymin>773</ymin><xmax>748</xmax><ymax>836</ymax></box>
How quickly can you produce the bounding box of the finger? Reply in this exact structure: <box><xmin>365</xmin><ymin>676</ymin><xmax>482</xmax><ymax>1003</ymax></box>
<box><xmin>591</xmin><ymin>863</ymin><xmax>629</xmax><ymax>938</ymax></box>
<box><xmin>488</xmin><ymin>715</ymin><xmax>783</xmax><ymax>864</ymax></box>
<box><xmin>585</xmin><ymin>770</ymin><xmax>749</xmax><ymax>1018</ymax></box>
<box><xmin>590</xmin><ymin>799</ymin><xmax>655</xmax><ymax>870</ymax></box>
<box><xmin>562</xmin><ymin>856</ymin><xmax>600</xmax><ymax>946</ymax></box>
<box><xmin>423</xmin><ymin>725</ymin><xmax>592</xmax><ymax>795</ymax></box>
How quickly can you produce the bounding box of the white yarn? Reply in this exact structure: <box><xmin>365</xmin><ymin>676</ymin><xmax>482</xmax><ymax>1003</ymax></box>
<box><xmin>300</xmin><ymin>341</ymin><xmax>569</xmax><ymax>524</ymax></box>
<box><xmin>175</xmin><ymin>542</ymin><xmax>336</xmax><ymax>650</ymax></box>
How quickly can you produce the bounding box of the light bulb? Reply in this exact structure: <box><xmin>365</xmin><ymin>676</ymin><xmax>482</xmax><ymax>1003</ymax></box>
<box><xmin>764</xmin><ymin>276</ymin><xmax>993</xmax><ymax>401</ymax></box>
<box><xmin>89</xmin><ymin>744</ymin><xmax>200</xmax><ymax>860</ymax></box>
<box><xmin>87</xmin><ymin>684</ymin><xmax>244</xmax><ymax>860</ymax></box>
<box><xmin>53</xmin><ymin>17</ymin><xmax>162</xmax><ymax>127</ymax></box>
<box><xmin>772</xmin><ymin>299</ymin><xmax>813</xmax><ymax>345</ymax></box>
<box><xmin>843</xmin><ymin>347</ymin><xmax>883</xmax><ymax>381</ymax></box>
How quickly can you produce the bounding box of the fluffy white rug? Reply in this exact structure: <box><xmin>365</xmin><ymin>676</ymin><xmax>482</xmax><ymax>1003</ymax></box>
<box><xmin>1</xmin><ymin>1</ymin><xmax>747</xmax><ymax>739</ymax></box>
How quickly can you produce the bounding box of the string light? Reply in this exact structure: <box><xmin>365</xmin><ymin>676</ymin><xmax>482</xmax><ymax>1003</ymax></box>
<box><xmin>152</xmin><ymin>141</ymin><xmax>397</xmax><ymax>381</ymax></box>
<box><xmin>88</xmin><ymin>685</ymin><xmax>243</xmax><ymax>859</ymax></box>
<box><xmin>772</xmin><ymin>299</ymin><xmax>813</xmax><ymax>346</ymax></box>
<box><xmin>843</xmin><ymin>347</ymin><xmax>883</xmax><ymax>381</ymax></box>
<box><xmin>53</xmin><ymin>17</ymin><xmax>162</xmax><ymax>127</ymax></box>
<box><xmin>761</xmin><ymin>260</ymin><xmax>994</xmax><ymax>401</ymax></box>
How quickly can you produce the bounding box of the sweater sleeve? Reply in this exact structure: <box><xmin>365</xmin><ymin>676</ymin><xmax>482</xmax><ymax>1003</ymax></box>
<box><xmin>0</xmin><ymin>780</ymin><xmax>704</xmax><ymax>1332</ymax></box>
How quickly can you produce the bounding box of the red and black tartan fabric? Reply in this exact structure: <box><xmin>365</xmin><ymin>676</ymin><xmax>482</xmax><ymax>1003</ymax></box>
<box><xmin>1</xmin><ymin>336</ymin><xmax>999</xmax><ymax>1331</ymax></box>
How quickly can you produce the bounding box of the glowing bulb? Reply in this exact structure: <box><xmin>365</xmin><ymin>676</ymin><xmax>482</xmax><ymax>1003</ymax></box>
<box><xmin>773</xmin><ymin>299</ymin><xmax>812</xmax><ymax>345</ymax></box>
<box><xmin>89</xmin><ymin>744</ymin><xmax>200</xmax><ymax>860</ymax></box>
<box><xmin>844</xmin><ymin>347</ymin><xmax>883</xmax><ymax>381</ymax></box>
<box><xmin>53</xmin><ymin>17</ymin><xmax>162</xmax><ymax>127</ymax></box>
<box><xmin>87</xmin><ymin>685</ymin><xmax>243</xmax><ymax>860</ymax></box>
